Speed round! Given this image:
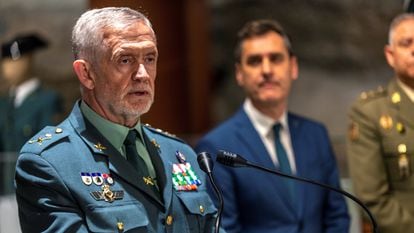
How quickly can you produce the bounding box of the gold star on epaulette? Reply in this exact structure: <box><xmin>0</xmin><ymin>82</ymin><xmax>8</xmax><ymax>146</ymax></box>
<box><xmin>94</xmin><ymin>143</ymin><xmax>107</xmax><ymax>151</ymax></box>
<box><xmin>360</xmin><ymin>92</ymin><xmax>368</xmax><ymax>100</ymax></box>
<box><xmin>164</xmin><ymin>131</ymin><xmax>176</xmax><ymax>138</ymax></box>
<box><xmin>154</xmin><ymin>128</ymin><xmax>176</xmax><ymax>138</ymax></box>
<box><xmin>359</xmin><ymin>86</ymin><xmax>386</xmax><ymax>101</ymax></box>
<box><xmin>29</xmin><ymin>133</ymin><xmax>52</xmax><ymax>145</ymax></box>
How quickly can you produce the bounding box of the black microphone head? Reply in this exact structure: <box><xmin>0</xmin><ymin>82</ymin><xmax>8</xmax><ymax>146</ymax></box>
<box><xmin>197</xmin><ymin>152</ymin><xmax>214</xmax><ymax>173</ymax></box>
<box><xmin>216</xmin><ymin>150</ymin><xmax>248</xmax><ymax>167</ymax></box>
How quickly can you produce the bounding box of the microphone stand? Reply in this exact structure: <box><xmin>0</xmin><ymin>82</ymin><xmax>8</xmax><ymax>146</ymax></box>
<box><xmin>197</xmin><ymin>152</ymin><xmax>223</xmax><ymax>233</ymax></box>
<box><xmin>207</xmin><ymin>171</ymin><xmax>223</xmax><ymax>233</ymax></box>
<box><xmin>216</xmin><ymin>150</ymin><xmax>378</xmax><ymax>233</ymax></box>
<box><xmin>243</xmin><ymin>160</ymin><xmax>378</xmax><ymax>233</ymax></box>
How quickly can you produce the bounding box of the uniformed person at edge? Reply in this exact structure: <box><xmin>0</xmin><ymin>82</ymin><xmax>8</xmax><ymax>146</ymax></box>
<box><xmin>14</xmin><ymin>7</ymin><xmax>225</xmax><ymax>233</ymax></box>
<box><xmin>0</xmin><ymin>33</ymin><xmax>62</xmax><ymax>153</ymax></box>
<box><xmin>347</xmin><ymin>13</ymin><xmax>414</xmax><ymax>233</ymax></box>
<box><xmin>0</xmin><ymin>33</ymin><xmax>62</xmax><ymax>195</ymax></box>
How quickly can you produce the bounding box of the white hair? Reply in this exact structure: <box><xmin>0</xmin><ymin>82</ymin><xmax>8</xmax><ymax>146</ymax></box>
<box><xmin>388</xmin><ymin>13</ymin><xmax>414</xmax><ymax>45</ymax></box>
<box><xmin>71</xmin><ymin>7</ymin><xmax>155</xmax><ymax>64</ymax></box>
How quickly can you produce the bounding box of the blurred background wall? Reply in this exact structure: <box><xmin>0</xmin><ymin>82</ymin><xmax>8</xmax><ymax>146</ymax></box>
<box><xmin>0</xmin><ymin>0</ymin><xmax>408</xmax><ymax>232</ymax></box>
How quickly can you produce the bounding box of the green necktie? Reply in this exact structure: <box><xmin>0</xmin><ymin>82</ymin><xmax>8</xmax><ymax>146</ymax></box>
<box><xmin>124</xmin><ymin>130</ymin><xmax>154</xmax><ymax>186</ymax></box>
<box><xmin>273</xmin><ymin>123</ymin><xmax>296</xmax><ymax>203</ymax></box>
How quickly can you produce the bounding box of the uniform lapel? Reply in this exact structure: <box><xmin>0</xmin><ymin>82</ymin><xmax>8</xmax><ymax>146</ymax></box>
<box><xmin>236</xmin><ymin>109</ymin><xmax>297</xmax><ymax>214</ymax></box>
<box><xmin>142</xmin><ymin>130</ymin><xmax>166</xmax><ymax>203</ymax></box>
<box><xmin>389</xmin><ymin>81</ymin><xmax>414</xmax><ymax>129</ymax></box>
<box><xmin>69</xmin><ymin>102</ymin><xmax>163</xmax><ymax>207</ymax></box>
<box><xmin>287</xmin><ymin>114</ymin><xmax>305</xmax><ymax>217</ymax></box>
<box><xmin>143</xmin><ymin>128</ymin><xmax>173</xmax><ymax>210</ymax></box>
<box><xmin>236</xmin><ymin>110</ymin><xmax>275</xmax><ymax>168</ymax></box>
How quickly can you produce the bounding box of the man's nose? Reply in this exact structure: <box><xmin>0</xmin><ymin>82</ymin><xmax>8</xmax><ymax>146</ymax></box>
<box><xmin>261</xmin><ymin>58</ymin><xmax>272</xmax><ymax>75</ymax></box>
<box><xmin>133</xmin><ymin>63</ymin><xmax>149</xmax><ymax>80</ymax></box>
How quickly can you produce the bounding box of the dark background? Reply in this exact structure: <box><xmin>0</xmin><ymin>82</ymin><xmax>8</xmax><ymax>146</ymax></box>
<box><xmin>0</xmin><ymin>0</ymin><xmax>406</xmax><ymax>177</ymax></box>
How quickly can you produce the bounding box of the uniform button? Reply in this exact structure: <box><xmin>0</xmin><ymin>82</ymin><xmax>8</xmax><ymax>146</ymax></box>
<box><xmin>117</xmin><ymin>221</ymin><xmax>124</xmax><ymax>231</ymax></box>
<box><xmin>55</xmin><ymin>127</ymin><xmax>63</xmax><ymax>134</ymax></box>
<box><xmin>166</xmin><ymin>215</ymin><xmax>173</xmax><ymax>225</ymax></box>
<box><xmin>199</xmin><ymin>205</ymin><xmax>204</xmax><ymax>214</ymax></box>
<box><xmin>398</xmin><ymin>144</ymin><xmax>407</xmax><ymax>154</ymax></box>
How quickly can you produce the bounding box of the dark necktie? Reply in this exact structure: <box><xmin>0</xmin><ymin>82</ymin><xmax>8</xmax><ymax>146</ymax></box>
<box><xmin>124</xmin><ymin>130</ymin><xmax>153</xmax><ymax>185</ymax></box>
<box><xmin>273</xmin><ymin>123</ymin><xmax>296</xmax><ymax>203</ymax></box>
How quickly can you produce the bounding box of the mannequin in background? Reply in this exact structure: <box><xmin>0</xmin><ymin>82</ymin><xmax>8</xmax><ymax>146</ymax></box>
<box><xmin>0</xmin><ymin>33</ymin><xmax>62</xmax><ymax>195</ymax></box>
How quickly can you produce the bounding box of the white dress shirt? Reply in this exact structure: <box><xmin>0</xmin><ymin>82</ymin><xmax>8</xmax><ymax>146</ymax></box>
<box><xmin>9</xmin><ymin>78</ymin><xmax>40</xmax><ymax>108</ymax></box>
<box><xmin>243</xmin><ymin>99</ymin><xmax>297</xmax><ymax>173</ymax></box>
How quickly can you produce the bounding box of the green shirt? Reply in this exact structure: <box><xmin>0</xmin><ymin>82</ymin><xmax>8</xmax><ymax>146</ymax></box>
<box><xmin>80</xmin><ymin>101</ymin><xmax>156</xmax><ymax>179</ymax></box>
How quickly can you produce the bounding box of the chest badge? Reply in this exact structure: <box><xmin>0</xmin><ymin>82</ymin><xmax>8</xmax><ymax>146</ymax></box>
<box><xmin>90</xmin><ymin>184</ymin><xmax>124</xmax><ymax>202</ymax></box>
<box><xmin>81</xmin><ymin>172</ymin><xmax>93</xmax><ymax>185</ymax></box>
<box><xmin>379</xmin><ymin>115</ymin><xmax>393</xmax><ymax>130</ymax></box>
<box><xmin>172</xmin><ymin>151</ymin><xmax>202</xmax><ymax>191</ymax></box>
<box><xmin>398</xmin><ymin>144</ymin><xmax>410</xmax><ymax>179</ymax></box>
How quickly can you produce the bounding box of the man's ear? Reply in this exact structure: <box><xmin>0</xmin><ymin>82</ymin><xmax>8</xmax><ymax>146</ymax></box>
<box><xmin>384</xmin><ymin>45</ymin><xmax>395</xmax><ymax>68</ymax></box>
<box><xmin>290</xmin><ymin>56</ymin><xmax>299</xmax><ymax>81</ymax></box>
<box><xmin>73</xmin><ymin>60</ymin><xmax>95</xmax><ymax>90</ymax></box>
<box><xmin>235</xmin><ymin>63</ymin><xmax>244</xmax><ymax>86</ymax></box>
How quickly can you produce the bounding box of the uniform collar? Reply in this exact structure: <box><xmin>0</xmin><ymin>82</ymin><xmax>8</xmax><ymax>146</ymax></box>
<box><xmin>396</xmin><ymin>78</ymin><xmax>414</xmax><ymax>103</ymax></box>
<box><xmin>80</xmin><ymin>101</ymin><xmax>143</xmax><ymax>157</ymax></box>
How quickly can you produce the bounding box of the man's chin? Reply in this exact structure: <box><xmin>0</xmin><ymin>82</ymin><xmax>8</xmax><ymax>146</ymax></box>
<box><xmin>131</xmin><ymin>102</ymin><xmax>152</xmax><ymax>115</ymax></box>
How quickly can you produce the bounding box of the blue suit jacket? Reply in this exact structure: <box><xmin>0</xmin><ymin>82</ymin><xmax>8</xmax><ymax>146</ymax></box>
<box><xmin>15</xmin><ymin>102</ymin><xmax>223</xmax><ymax>233</ymax></box>
<box><xmin>195</xmin><ymin>108</ymin><xmax>349</xmax><ymax>233</ymax></box>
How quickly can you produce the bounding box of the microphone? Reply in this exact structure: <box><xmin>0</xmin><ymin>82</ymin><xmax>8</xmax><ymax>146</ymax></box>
<box><xmin>197</xmin><ymin>151</ymin><xmax>215</xmax><ymax>173</ymax></box>
<box><xmin>216</xmin><ymin>150</ymin><xmax>378</xmax><ymax>233</ymax></box>
<box><xmin>197</xmin><ymin>152</ymin><xmax>223</xmax><ymax>233</ymax></box>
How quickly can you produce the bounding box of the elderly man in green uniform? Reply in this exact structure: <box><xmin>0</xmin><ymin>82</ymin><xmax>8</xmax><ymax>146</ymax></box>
<box><xmin>347</xmin><ymin>13</ymin><xmax>414</xmax><ymax>233</ymax></box>
<box><xmin>14</xmin><ymin>7</ymin><xmax>224</xmax><ymax>233</ymax></box>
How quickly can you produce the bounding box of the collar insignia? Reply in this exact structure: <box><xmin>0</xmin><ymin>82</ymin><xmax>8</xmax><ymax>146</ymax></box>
<box><xmin>94</xmin><ymin>143</ymin><xmax>107</xmax><ymax>151</ymax></box>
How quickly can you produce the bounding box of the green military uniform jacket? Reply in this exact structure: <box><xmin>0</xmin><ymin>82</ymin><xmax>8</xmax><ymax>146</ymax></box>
<box><xmin>15</xmin><ymin>101</ymin><xmax>222</xmax><ymax>233</ymax></box>
<box><xmin>0</xmin><ymin>86</ymin><xmax>62</xmax><ymax>195</ymax></box>
<box><xmin>0</xmin><ymin>86</ymin><xmax>62</xmax><ymax>152</ymax></box>
<box><xmin>347</xmin><ymin>79</ymin><xmax>414</xmax><ymax>233</ymax></box>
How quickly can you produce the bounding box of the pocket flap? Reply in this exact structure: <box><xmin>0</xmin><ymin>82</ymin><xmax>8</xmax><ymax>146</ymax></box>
<box><xmin>85</xmin><ymin>201</ymin><xmax>148</xmax><ymax>232</ymax></box>
<box><xmin>176</xmin><ymin>191</ymin><xmax>216</xmax><ymax>216</ymax></box>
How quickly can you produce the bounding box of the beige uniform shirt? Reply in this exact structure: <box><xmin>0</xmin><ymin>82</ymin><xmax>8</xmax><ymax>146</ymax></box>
<box><xmin>347</xmin><ymin>79</ymin><xmax>414</xmax><ymax>233</ymax></box>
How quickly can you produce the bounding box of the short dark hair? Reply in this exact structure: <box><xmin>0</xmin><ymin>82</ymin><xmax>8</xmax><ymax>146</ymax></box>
<box><xmin>234</xmin><ymin>19</ymin><xmax>293</xmax><ymax>64</ymax></box>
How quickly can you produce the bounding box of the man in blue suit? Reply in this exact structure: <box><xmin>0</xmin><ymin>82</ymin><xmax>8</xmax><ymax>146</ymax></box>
<box><xmin>195</xmin><ymin>19</ymin><xmax>349</xmax><ymax>233</ymax></box>
<box><xmin>15</xmin><ymin>7</ymin><xmax>224</xmax><ymax>233</ymax></box>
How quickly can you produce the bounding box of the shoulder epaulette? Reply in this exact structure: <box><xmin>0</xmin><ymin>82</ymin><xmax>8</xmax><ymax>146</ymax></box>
<box><xmin>21</xmin><ymin>126</ymin><xmax>69</xmax><ymax>155</ymax></box>
<box><xmin>358</xmin><ymin>86</ymin><xmax>387</xmax><ymax>102</ymax></box>
<box><xmin>143</xmin><ymin>124</ymin><xmax>185</xmax><ymax>144</ymax></box>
